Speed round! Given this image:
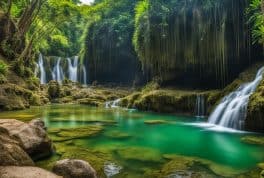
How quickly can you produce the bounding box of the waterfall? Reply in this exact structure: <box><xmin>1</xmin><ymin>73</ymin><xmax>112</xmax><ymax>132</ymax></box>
<box><xmin>208</xmin><ymin>66</ymin><xmax>264</xmax><ymax>130</ymax></box>
<box><xmin>52</xmin><ymin>57</ymin><xmax>64</xmax><ymax>83</ymax></box>
<box><xmin>83</xmin><ymin>65</ymin><xmax>87</xmax><ymax>85</ymax></box>
<box><xmin>195</xmin><ymin>94</ymin><xmax>205</xmax><ymax>118</ymax></box>
<box><xmin>38</xmin><ymin>53</ymin><xmax>46</xmax><ymax>84</ymax></box>
<box><xmin>67</xmin><ymin>56</ymin><xmax>78</xmax><ymax>82</ymax></box>
<box><xmin>105</xmin><ymin>99</ymin><xmax>121</xmax><ymax>108</ymax></box>
<box><xmin>36</xmin><ymin>54</ymin><xmax>88</xmax><ymax>85</ymax></box>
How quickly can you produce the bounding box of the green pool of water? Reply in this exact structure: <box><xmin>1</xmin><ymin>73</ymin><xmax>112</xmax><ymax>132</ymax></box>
<box><xmin>0</xmin><ymin>104</ymin><xmax>263</xmax><ymax>177</ymax></box>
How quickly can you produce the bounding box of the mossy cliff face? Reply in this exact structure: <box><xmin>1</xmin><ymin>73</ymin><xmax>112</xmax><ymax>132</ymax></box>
<box><xmin>0</xmin><ymin>75</ymin><xmax>48</xmax><ymax>111</ymax></box>
<box><xmin>246</xmin><ymin>79</ymin><xmax>264</xmax><ymax>132</ymax></box>
<box><xmin>133</xmin><ymin>0</ymin><xmax>260</xmax><ymax>88</ymax></box>
<box><xmin>120</xmin><ymin>89</ymin><xmax>198</xmax><ymax>114</ymax></box>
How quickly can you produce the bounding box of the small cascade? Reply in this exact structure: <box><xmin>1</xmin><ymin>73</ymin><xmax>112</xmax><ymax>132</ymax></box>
<box><xmin>105</xmin><ymin>99</ymin><xmax>121</xmax><ymax>108</ymax></box>
<box><xmin>208</xmin><ymin>66</ymin><xmax>264</xmax><ymax>130</ymax></box>
<box><xmin>195</xmin><ymin>94</ymin><xmax>205</xmax><ymax>118</ymax></box>
<box><xmin>52</xmin><ymin>57</ymin><xmax>64</xmax><ymax>83</ymax></box>
<box><xmin>38</xmin><ymin>53</ymin><xmax>46</xmax><ymax>84</ymax></box>
<box><xmin>83</xmin><ymin>65</ymin><xmax>87</xmax><ymax>85</ymax></box>
<box><xmin>67</xmin><ymin>56</ymin><xmax>78</xmax><ymax>82</ymax></box>
<box><xmin>104</xmin><ymin>162</ymin><xmax>122</xmax><ymax>178</ymax></box>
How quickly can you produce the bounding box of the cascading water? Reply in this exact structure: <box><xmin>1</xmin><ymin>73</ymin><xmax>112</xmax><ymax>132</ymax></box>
<box><xmin>67</xmin><ymin>56</ymin><xmax>78</xmax><ymax>82</ymax></box>
<box><xmin>208</xmin><ymin>66</ymin><xmax>264</xmax><ymax>130</ymax></box>
<box><xmin>195</xmin><ymin>94</ymin><xmax>205</xmax><ymax>118</ymax></box>
<box><xmin>38</xmin><ymin>53</ymin><xmax>46</xmax><ymax>84</ymax></box>
<box><xmin>52</xmin><ymin>57</ymin><xmax>64</xmax><ymax>83</ymax></box>
<box><xmin>105</xmin><ymin>99</ymin><xmax>121</xmax><ymax>108</ymax></box>
<box><xmin>104</xmin><ymin>162</ymin><xmax>122</xmax><ymax>178</ymax></box>
<box><xmin>35</xmin><ymin>54</ymin><xmax>88</xmax><ymax>85</ymax></box>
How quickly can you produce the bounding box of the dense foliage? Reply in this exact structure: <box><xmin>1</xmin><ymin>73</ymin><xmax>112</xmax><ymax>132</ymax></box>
<box><xmin>0</xmin><ymin>60</ymin><xmax>8</xmax><ymax>75</ymax></box>
<box><xmin>248</xmin><ymin>0</ymin><xmax>264</xmax><ymax>45</ymax></box>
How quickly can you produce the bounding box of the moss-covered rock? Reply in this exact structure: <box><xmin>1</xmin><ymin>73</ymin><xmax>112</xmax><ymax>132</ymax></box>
<box><xmin>77</xmin><ymin>98</ymin><xmax>104</xmax><ymax>107</ymax></box>
<box><xmin>120</xmin><ymin>89</ymin><xmax>202</xmax><ymax>114</ymax></box>
<box><xmin>144</xmin><ymin>120</ymin><xmax>168</xmax><ymax>125</ymax></box>
<box><xmin>145</xmin><ymin>154</ymin><xmax>246</xmax><ymax>178</ymax></box>
<box><xmin>48</xmin><ymin>80</ymin><xmax>61</xmax><ymax>99</ymax></box>
<box><xmin>43</xmin><ymin>142</ymin><xmax>113</xmax><ymax>177</ymax></box>
<box><xmin>241</xmin><ymin>136</ymin><xmax>264</xmax><ymax>145</ymax></box>
<box><xmin>0</xmin><ymin>83</ymin><xmax>33</xmax><ymax>110</ymax></box>
<box><xmin>246</xmin><ymin>79</ymin><xmax>264</xmax><ymax>132</ymax></box>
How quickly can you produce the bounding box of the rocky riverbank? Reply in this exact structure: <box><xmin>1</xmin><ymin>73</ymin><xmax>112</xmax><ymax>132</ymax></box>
<box><xmin>0</xmin><ymin>118</ymin><xmax>97</xmax><ymax>178</ymax></box>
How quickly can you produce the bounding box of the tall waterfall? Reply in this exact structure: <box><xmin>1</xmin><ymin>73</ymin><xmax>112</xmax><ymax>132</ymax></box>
<box><xmin>38</xmin><ymin>53</ymin><xmax>46</xmax><ymax>84</ymax></box>
<box><xmin>195</xmin><ymin>94</ymin><xmax>205</xmax><ymax>117</ymax></box>
<box><xmin>52</xmin><ymin>57</ymin><xmax>64</xmax><ymax>83</ymax></box>
<box><xmin>208</xmin><ymin>66</ymin><xmax>264</xmax><ymax>130</ymax></box>
<box><xmin>67</xmin><ymin>56</ymin><xmax>78</xmax><ymax>82</ymax></box>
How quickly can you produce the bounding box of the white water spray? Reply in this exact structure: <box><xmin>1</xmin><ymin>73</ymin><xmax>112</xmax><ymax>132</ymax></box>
<box><xmin>195</xmin><ymin>94</ymin><xmax>205</xmax><ymax>118</ymax></box>
<box><xmin>105</xmin><ymin>99</ymin><xmax>121</xmax><ymax>108</ymax></box>
<box><xmin>67</xmin><ymin>56</ymin><xmax>78</xmax><ymax>82</ymax></box>
<box><xmin>52</xmin><ymin>57</ymin><xmax>64</xmax><ymax>83</ymax></box>
<box><xmin>38</xmin><ymin>53</ymin><xmax>46</xmax><ymax>84</ymax></box>
<box><xmin>208</xmin><ymin>66</ymin><xmax>264</xmax><ymax>130</ymax></box>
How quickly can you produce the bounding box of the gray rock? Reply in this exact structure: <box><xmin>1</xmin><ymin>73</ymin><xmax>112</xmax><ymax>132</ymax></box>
<box><xmin>52</xmin><ymin>159</ymin><xmax>97</xmax><ymax>178</ymax></box>
<box><xmin>0</xmin><ymin>119</ymin><xmax>53</xmax><ymax>159</ymax></box>
<box><xmin>0</xmin><ymin>166</ymin><xmax>62</xmax><ymax>178</ymax></box>
<box><xmin>0</xmin><ymin>128</ymin><xmax>34</xmax><ymax>166</ymax></box>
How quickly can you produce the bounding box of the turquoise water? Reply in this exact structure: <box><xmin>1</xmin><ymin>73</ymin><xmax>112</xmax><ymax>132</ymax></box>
<box><xmin>1</xmin><ymin>104</ymin><xmax>263</xmax><ymax>177</ymax></box>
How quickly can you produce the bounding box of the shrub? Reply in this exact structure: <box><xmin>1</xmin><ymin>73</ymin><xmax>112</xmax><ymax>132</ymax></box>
<box><xmin>0</xmin><ymin>60</ymin><xmax>8</xmax><ymax>75</ymax></box>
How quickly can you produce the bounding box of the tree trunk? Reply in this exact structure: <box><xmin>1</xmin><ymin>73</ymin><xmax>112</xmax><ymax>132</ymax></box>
<box><xmin>17</xmin><ymin>0</ymin><xmax>44</xmax><ymax>37</ymax></box>
<box><xmin>4</xmin><ymin>0</ymin><xmax>12</xmax><ymax>37</ymax></box>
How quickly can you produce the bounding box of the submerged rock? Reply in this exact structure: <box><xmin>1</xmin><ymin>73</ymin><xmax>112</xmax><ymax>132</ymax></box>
<box><xmin>241</xmin><ymin>136</ymin><xmax>264</xmax><ymax>145</ymax></box>
<box><xmin>0</xmin><ymin>119</ymin><xmax>53</xmax><ymax>160</ymax></box>
<box><xmin>116</xmin><ymin>146</ymin><xmax>163</xmax><ymax>162</ymax></box>
<box><xmin>158</xmin><ymin>154</ymin><xmax>245</xmax><ymax>178</ymax></box>
<box><xmin>49</xmin><ymin>125</ymin><xmax>103</xmax><ymax>142</ymax></box>
<box><xmin>104</xmin><ymin>130</ymin><xmax>131</xmax><ymax>139</ymax></box>
<box><xmin>144</xmin><ymin>120</ymin><xmax>168</xmax><ymax>125</ymax></box>
<box><xmin>52</xmin><ymin>159</ymin><xmax>97</xmax><ymax>178</ymax></box>
<box><xmin>0</xmin><ymin>166</ymin><xmax>61</xmax><ymax>178</ymax></box>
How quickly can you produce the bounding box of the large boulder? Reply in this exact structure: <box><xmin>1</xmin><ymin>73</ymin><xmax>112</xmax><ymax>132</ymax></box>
<box><xmin>52</xmin><ymin>159</ymin><xmax>97</xmax><ymax>178</ymax></box>
<box><xmin>0</xmin><ymin>166</ymin><xmax>61</xmax><ymax>178</ymax></box>
<box><xmin>0</xmin><ymin>128</ymin><xmax>34</xmax><ymax>166</ymax></box>
<box><xmin>0</xmin><ymin>119</ymin><xmax>53</xmax><ymax>159</ymax></box>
